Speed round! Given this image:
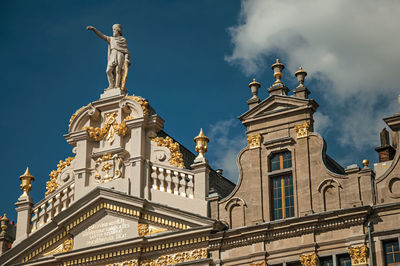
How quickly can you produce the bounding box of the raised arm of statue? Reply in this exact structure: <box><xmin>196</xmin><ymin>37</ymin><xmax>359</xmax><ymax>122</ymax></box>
<box><xmin>86</xmin><ymin>26</ymin><xmax>108</xmax><ymax>42</ymax></box>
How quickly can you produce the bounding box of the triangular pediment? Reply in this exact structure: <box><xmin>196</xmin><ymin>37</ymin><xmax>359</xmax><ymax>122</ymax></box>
<box><xmin>2</xmin><ymin>187</ymin><xmax>216</xmax><ymax>265</ymax></box>
<box><xmin>239</xmin><ymin>95</ymin><xmax>317</xmax><ymax>122</ymax></box>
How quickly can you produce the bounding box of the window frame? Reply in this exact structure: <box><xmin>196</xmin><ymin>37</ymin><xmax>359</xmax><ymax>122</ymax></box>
<box><xmin>383</xmin><ymin>238</ymin><xmax>400</xmax><ymax>265</ymax></box>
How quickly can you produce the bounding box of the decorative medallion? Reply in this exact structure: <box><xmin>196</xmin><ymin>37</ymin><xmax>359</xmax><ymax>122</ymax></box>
<box><xmin>141</xmin><ymin>248</ymin><xmax>207</xmax><ymax>266</ymax></box>
<box><xmin>43</xmin><ymin>237</ymin><xmax>73</xmax><ymax>256</ymax></box>
<box><xmin>94</xmin><ymin>153</ymin><xmax>124</xmax><ymax>183</ymax></box>
<box><xmin>46</xmin><ymin>156</ymin><xmax>75</xmax><ymax>196</ymax></box>
<box><xmin>294</xmin><ymin>122</ymin><xmax>310</xmax><ymax>139</ymax></box>
<box><xmin>348</xmin><ymin>245</ymin><xmax>368</xmax><ymax>265</ymax></box>
<box><xmin>299</xmin><ymin>252</ymin><xmax>319</xmax><ymax>266</ymax></box>
<box><xmin>137</xmin><ymin>223</ymin><xmax>168</xmax><ymax>237</ymax></box>
<box><xmin>151</xmin><ymin>136</ymin><xmax>185</xmax><ymax>168</ymax></box>
<box><xmin>83</xmin><ymin>111</ymin><xmax>128</xmax><ymax>144</ymax></box>
<box><xmin>247</xmin><ymin>134</ymin><xmax>261</xmax><ymax>149</ymax></box>
<box><xmin>125</xmin><ymin>95</ymin><xmax>149</xmax><ymax>116</ymax></box>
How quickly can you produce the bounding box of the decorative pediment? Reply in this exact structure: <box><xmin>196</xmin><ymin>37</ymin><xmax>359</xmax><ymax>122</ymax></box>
<box><xmin>239</xmin><ymin>95</ymin><xmax>318</xmax><ymax>122</ymax></box>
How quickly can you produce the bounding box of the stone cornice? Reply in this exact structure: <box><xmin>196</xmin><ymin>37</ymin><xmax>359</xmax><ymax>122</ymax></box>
<box><xmin>208</xmin><ymin>206</ymin><xmax>371</xmax><ymax>251</ymax></box>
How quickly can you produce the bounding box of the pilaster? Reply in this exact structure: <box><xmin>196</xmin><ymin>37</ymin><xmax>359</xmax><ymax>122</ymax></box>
<box><xmin>14</xmin><ymin>195</ymin><xmax>33</xmax><ymax>244</ymax></box>
<box><xmin>191</xmin><ymin>159</ymin><xmax>210</xmax><ymax>201</ymax></box>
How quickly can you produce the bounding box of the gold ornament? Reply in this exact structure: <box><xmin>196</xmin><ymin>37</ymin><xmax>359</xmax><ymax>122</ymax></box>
<box><xmin>94</xmin><ymin>153</ymin><xmax>124</xmax><ymax>183</ymax></box>
<box><xmin>251</xmin><ymin>261</ymin><xmax>266</xmax><ymax>266</ymax></box>
<box><xmin>294</xmin><ymin>122</ymin><xmax>310</xmax><ymax>138</ymax></box>
<box><xmin>348</xmin><ymin>245</ymin><xmax>368</xmax><ymax>265</ymax></box>
<box><xmin>138</xmin><ymin>223</ymin><xmax>168</xmax><ymax>237</ymax></box>
<box><xmin>247</xmin><ymin>134</ymin><xmax>261</xmax><ymax>149</ymax></box>
<box><xmin>300</xmin><ymin>252</ymin><xmax>319</xmax><ymax>266</ymax></box>
<box><xmin>20</xmin><ymin>167</ymin><xmax>35</xmax><ymax>197</ymax></box>
<box><xmin>43</xmin><ymin>237</ymin><xmax>73</xmax><ymax>256</ymax></box>
<box><xmin>141</xmin><ymin>248</ymin><xmax>207</xmax><ymax>266</ymax></box>
<box><xmin>0</xmin><ymin>214</ymin><xmax>9</xmax><ymax>234</ymax></box>
<box><xmin>194</xmin><ymin>128</ymin><xmax>209</xmax><ymax>159</ymax></box>
<box><xmin>107</xmin><ymin>260</ymin><xmax>138</xmax><ymax>266</ymax></box>
<box><xmin>152</xmin><ymin>136</ymin><xmax>185</xmax><ymax>168</ymax></box>
<box><xmin>45</xmin><ymin>156</ymin><xmax>75</xmax><ymax>196</ymax></box>
<box><xmin>125</xmin><ymin>95</ymin><xmax>149</xmax><ymax>116</ymax></box>
<box><xmin>83</xmin><ymin>111</ymin><xmax>128</xmax><ymax>144</ymax></box>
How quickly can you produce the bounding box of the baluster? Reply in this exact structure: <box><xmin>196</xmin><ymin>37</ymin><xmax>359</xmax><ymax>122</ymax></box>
<box><xmin>47</xmin><ymin>198</ymin><xmax>54</xmax><ymax>220</ymax></box>
<box><xmin>165</xmin><ymin>169</ymin><xmax>172</xmax><ymax>193</ymax></box>
<box><xmin>61</xmin><ymin>188</ymin><xmax>69</xmax><ymax>211</ymax></box>
<box><xmin>187</xmin><ymin>175</ymin><xmax>194</xmax><ymax>199</ymax></box>
<box><xmin>69</xmin><ymin>183</ymin><xmax>75</xmax><ymax>203</ymax></box>
<box><xmin>32</xmin><ymin>208</ymin><xmax>40</xmax><ymax>231</ymax></box>
<box><xmin>172</xmin><ymin>171</ymin><xmax>180</xmax><ymax>195</ymax></box>
<box><xmin>151</xmin><ymin>166</ymin><xmax>158</xmax><ymax>190</ymax></box>
<box><xmin>53</xmin><ymin>193</ymin><xmax>62</xmax><ymax>216</ymax></box>
<box><xmin>179</xmin><ymin>173</ymin><xmax>187</xmax><ymax>197</ymax></box>
<box><xmin>38</xmin><ymin>203</ymin><xmax>47</xmax><ymax>226</ymax></box>
<box><xmin>157</xmin><ymin>168</ymin><xmax>165</xmax><ymax>192</ymax></box>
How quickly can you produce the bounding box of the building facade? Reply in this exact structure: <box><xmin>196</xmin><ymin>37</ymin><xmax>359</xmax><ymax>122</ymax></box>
<box><xmin>0</xmin><ymin>59</ymin><xmax>399</xmax><ymax>266</ymax></box>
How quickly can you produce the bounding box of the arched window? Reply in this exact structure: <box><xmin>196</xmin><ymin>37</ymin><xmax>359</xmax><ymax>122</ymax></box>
<box><xmin>270</xmin><ymin>151</ymin><xmax>294</xmax><ymax>220</ymax></box>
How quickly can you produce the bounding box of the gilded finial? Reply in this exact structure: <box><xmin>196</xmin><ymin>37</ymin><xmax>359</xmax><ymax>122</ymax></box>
<box><xmin>271</xmin><ymin>59</ymin><xmax>285</xmax><ymax>84</ymax></box>
<box><xmin>248</xmin><ymin>78</ymin><xmax>261</xmax><ymax>100</ymax></box>
<box><xmin>194</xmin><ymin>128</ymin><xmax>209</xmax><ymax>159</ymax></box>
<box><xmin>248</xmin><ymin>78</ymin><xmax>261</xmax><ymax>88</ymax></box>
<box><xmin>295</xmin><ymin>66</ymin><xmax>307</xmax><ymax>86</ymax></box>
<box><xmin>362</xmin><ymin>159</ymin><xmax>370</xmax><ymax>168</ymax></box>
<box><xmin>19</xmin><ymin>167</ymin><xmax>35</xmax><ymax>196</ymax></box>
<box><xmin>0</xmin><ymin>214</ymin><xmax>9</xmax><ymax>234</ymax></box>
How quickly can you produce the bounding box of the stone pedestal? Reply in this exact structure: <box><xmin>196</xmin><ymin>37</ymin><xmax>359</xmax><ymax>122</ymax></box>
<box><xmin>14</xmin><ymin>195</ymin><xmax>33</xmax><ymax>244</ymax></box>
<box><xmin>191</xmin><ymin>158</ymin><xmax>210</xmax><ymax>201</ymax></box>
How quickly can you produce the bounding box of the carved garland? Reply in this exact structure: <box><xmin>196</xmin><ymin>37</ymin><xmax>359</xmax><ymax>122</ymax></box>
<box><xmin>151</xmin><ymin>136</ymin><xmax>185</xmax><ymax>168</ymax></box>
<box><xmin>83</xmin><ymin>111</ymin><xmax>128</xmax><ymax>144</ymax></box>
<box><xmin>348</xmin><ymin>245</ymin><xmax>368</xmax><ymax>265</ymax></box>
<box><xmin>45</xmin><ymin>156</ymin><xmax>75</xmax><ymax>196</ymax></box>
<box><xmin>125</xmin><ymin>95</ymin><xmax>149</xmax><ymax>116</ymax></box>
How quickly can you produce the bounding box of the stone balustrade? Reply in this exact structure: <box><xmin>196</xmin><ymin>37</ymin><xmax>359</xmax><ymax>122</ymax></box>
<box><xmin>150</xmin><ymin>164</ymin><xmax>194</xmax><ymax>199</ymax></box>
<box><xmin>31</xmin><ymin>182</ymin><xmax>75</xmax><ymax>232</ymax></box>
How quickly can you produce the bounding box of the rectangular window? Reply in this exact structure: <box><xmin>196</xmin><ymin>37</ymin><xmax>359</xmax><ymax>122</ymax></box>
<box><xmin>270</xmin><ymin>151</ymin><xmax>292</xmax><ymax>171</ymax></box>
<box><xmin>337</xmin><ymin>254</ymin><xmax>352</xmax><ymax>266</ymax></box>
<box><xmin>272</xmin><ymin>174</ymin><xmax>294</xmax><ymax>220</ymax></box>
<box><xmin>384</xmin><ymin>239</ymin><xmax>400</xmax><ymax>265</ymax></box>
<box><xmin>320</xmin><ymin>256</ymin><xmax>333</xmax><ymax>266</ymax></box>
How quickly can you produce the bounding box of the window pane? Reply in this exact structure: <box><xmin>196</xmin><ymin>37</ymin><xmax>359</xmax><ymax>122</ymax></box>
<box><xmin>384</xmin><ymin>239</ymin><xmax>400</xmax><ymax>264</ymax></box>
<box><xmin>320</xmin><ymin>256</ymin><xmax>333</xmax><ymax>266</ymax></box>
<box><xmin>272</xmin><ymin>175</ymin><xmax>294</xmax><ymax>220</ymax></box>
<box><xmin>338</xmin><ymin>254</ymin><xmax>351</xmax><ymax>266</ymax></box>
<box><xmin>271</xmin><ymin>153</ymin><xmax>281</xmax><ymax>171</ymax></box>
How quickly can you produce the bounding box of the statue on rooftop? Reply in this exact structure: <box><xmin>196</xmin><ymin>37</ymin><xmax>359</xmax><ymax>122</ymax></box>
<box><xmin>87</xmin><ymin>24</ymin><xmax>130</xmax><ymax>90</ymax></box>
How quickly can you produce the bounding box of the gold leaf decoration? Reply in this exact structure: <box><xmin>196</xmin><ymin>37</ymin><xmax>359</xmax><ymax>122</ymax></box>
<box><xmin>138</xmin><ymin>223</ymin><xmax>168</xmax><ymax>237</ymax></box>
<box><xmin>45</xmin><ymin>157</ymin><xmax>75</xmax><ymax>196</ymax></box>
<box><xmin>83</xmin><ymin>112</ymin><xmax>128</xmax><ymax>144</ymax></box>
<box><xmin>348</xmin><ymin>245</ymin><xmax>368</xmax><ymax>265</ymax></box>
<box><xmin>294</xmin><ymin>122</ymin><xmax>310</xmax><ymax>139</ymax></box>
<box><xmin>141</xmin><ymin>248</ymin><xmax>207</xmax><ymax>266</ymax></box>
<box><xmin>151</xmin><ymin>136</ymin><xmax>185</xmax><ymax>168</ymax></box>
<box><xmin>247</xmin><ymin>134</ymin><xmax>261</xmax><ymax>149</ymax></box>
<box><xmin>299</xmin><ymin>252</ymin><xmax>319</xmax><ymax>266</ymax></box>
<box><xmin>125</xmin><ymin>95</ymin><xmax>149</xmax><ymax>116</ymax></box>
<box><xmin>42</xmin><ymin>237</ymin><xmax>73</xmax><ymax>256</ymax></box>
<box><xmin>107</xmin><ymin>260</ymin><xmax>138</xmax><ymax>266</ymax></box>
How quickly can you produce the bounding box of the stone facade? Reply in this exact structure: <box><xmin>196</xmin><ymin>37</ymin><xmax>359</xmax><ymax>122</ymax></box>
<box><xmin>0</xmin><ymin>59</ymin><xmax>399</xmax><ymax>266</ymax></box>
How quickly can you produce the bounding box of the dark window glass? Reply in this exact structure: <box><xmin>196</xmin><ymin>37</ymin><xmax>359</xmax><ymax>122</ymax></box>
<box><xmin>320</xmin><ymin>256</ymin><xmax>333</xmax><ymax>266</ymax></box>
<box><xmin>338</xmin><ymin>254</ymin><xmax>352</xmax><ymax>266</ymax></box>
<box><xmin>384</xmin><ymin>239</ymin><xmax>400</xmax><ymax>265</ymax></box>
<box><xmin>270</xmin><ymin>151</ymin><xmax>292</xmax><ymax>171</ymax></box>
<box><xmin>272</xmin><ymin>174</ymin><xmax>294</xmax><ymax>220</ymax></box>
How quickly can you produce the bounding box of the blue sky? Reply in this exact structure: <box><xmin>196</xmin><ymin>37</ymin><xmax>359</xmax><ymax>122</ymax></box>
<box><xmin>1</xmin><ymin>0</ymin><xmax>399</xmax><ymax>222</ymax></box>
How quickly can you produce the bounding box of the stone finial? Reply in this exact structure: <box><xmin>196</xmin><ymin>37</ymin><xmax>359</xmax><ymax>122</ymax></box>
<box><xmin>268</xmin><ymin>59</ymin><xmax>289</xmax><ymax>96</ymax></box>
<box><xmin>247</xmin><ymin>78</ymin><xmax>261</xmax><ymax>109</ymax></box>
<box><xmin>295</xmin><ymin>66</ymin><xmax>307</xmax><ymax>86</ymax></box>
<box><xmin>272</xmin><ymin>59</ymin><xmax>285</xmax><ymax>84</ymax></box>
<box><xmin>362</xmin><ymin>159</ymin><xmax>370</xmax><ymax>168</ymax></box>
<box><xmin>194</xmin><ymin>128</ymin><xmax>209</xmax><ymax>160</ymax></box>
<box><xmin>293</xmin><ymin>66</ymin><xmax>310</xmax><ymax>99</ymax></box>
<box><xmin>19</xmin><ymin>167</ymin><xmax>34</xmax><ymax>197</ymax></box>
<box><xmin>0</xmin><ymin>214</ymin><xmax>8</xmax><ymax>235</ymax></box>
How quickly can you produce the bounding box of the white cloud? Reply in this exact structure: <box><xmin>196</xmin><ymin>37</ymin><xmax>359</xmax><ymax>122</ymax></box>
<box><xmin>226</xmin><ymin>0</ymin><xmax>400</xmax><ymax>152</ymax></box>
<box><xmin>207</xmin><ymin>119</ymin><xmax>246</xmax><ymax>182</ymax></box>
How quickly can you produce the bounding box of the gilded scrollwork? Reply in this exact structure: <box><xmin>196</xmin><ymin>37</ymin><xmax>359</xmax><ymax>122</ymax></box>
<box><xmin>107</xmin><ymin>260</ymin><xmax>138</xmax><ymax>266</ymax></box>
<box><xmin>83</xmin><ymin>111</ymin><xmax>128</xmax><ymax>144</ymax></box>
<box><xmin>348</xmin><ymin>244</ymin><xmax>368</xmax><ymax>265</ymax></box>
<box><xmin>94</xmin><ymin>153</ymin><xmax>124</xmax><ymax>183</ymax></box>
<box><xmin>42</xmin><ymin>237</ymin><xmax>73</xmax><ymax>256</ymax></box>
<box><xmin>152</xmin><ymin>136</ymin><xmax>185</xmax><ymax>168</ymax></box>
<box><xmin>250</xmin><ymin>262</ymin><xmax>266</xmax><ymax>266</ymax></box>
<box><xmin>247</xmin><ymin>134</ymin><xmax>261</xmax><ymax>149</ymax></box>
<box><xmin>299</xmin><ymin>252</ymin><xmax>319</xmax><ymax>266</ymax></box>
<box><xmin>45</xmin><ymin>156</ymin><xmax>75</xmax><ymax>196</ymax></box>
<box><xmin>125</xmin><ymin>95</ymin><xmax>149</xmax><ymax>116</ymax></box>
<box><xmin>138</xmin><ymin>223</ymin><xmax>168</xmax><ymax>237</ymax></box>
<box><xmin>294</xmin><ymin>122</ymin><xmax>310</xmax><ymax>138</ymax></box>
<box><xmin>140</xmin><ymin>248</ymin><xmax>207</xmax><ymax>266</ymax></box>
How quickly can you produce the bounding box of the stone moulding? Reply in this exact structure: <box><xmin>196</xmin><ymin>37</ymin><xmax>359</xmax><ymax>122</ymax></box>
<box><xmin>46</xmin><ymin>156</ymin><xmax>75</xmax><ymax>196</ymax></box>
<box><xmin>69</xmin><ymin>104</ymin><xmax>90</xmax><ymax>129</ymax></box>
<box><xmin>151</xmin><ymin>136</ymin><xmax>185</xmax><ymax>168</ymax></box>
<box><xmin>208</xmin><ymin>207</ymin><xmax>369</xmax><ymax>251</ymax></box>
